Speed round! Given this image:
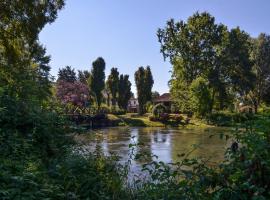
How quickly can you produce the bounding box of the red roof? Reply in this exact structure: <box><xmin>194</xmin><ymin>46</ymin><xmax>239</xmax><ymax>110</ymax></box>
<box><xmin>153</xmin><ymin>93</ymin><xmax>171</xmax><ymax>103</ymax></box>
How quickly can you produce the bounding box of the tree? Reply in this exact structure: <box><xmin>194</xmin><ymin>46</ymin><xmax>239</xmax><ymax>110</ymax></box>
<box><xmin>78</xmin><ymin>70</ymin><xmax>90</xmax><ymax>84</ymax></box>
<box><xmin>145</xmin><ymin>66</ymin><xmax>154</xmax><ymax>102</ymax></box>
<box><xmin>189</xmin><ymin>77</ymin><xmax>212</xmax><ymax>117</ymax></box>
<box><xmin>56</xmin><ymin>81</ymin><xmax>89</xmax><ymax>108</ymax></box>
<box><xmin>135</xmin><ymin>67</ymin><xmax>146</xmax><ymax>115</ymax></box>
<box><xmin>118</xmin><ymin>74</ymin><xmax>132</xmax><ymax>110</ymax></box>
<box><xmin>152</xmin><ymin>91</ymin><xmax>160</xmax><ymax>101</ymax></box>
<box><xmin>88</xmin><ymin>57</ymin><xmax>106</xmax><ymax>108</ymax></box>
<box><xmin>106</xmin><ymin>68</ymin><xmax>119</xmax><ymax>107</ymax></box>
<box><xmin>249</xmin><ymin>33</ymin><xmax>270</xmax><ymax>112</ymax></box>
<box><xmin>157</xmin><ymin>12</ymin><xmax>255</xmax><ymax>113</ymax></box>
<box><xmin>57</xmin><ymin>66</ymin><xmax>77</xmax><ymax>83</ymax></box>
<box><xmin>0</xmin><ymin>0</ymin><xmax>64</xmax><ymax>102</ymax></box>
<box><xmin>135</xmin><ymin>66</ymin><xmax>154</xmax><ymax>114</ymax></box>
<box><xmin>103</xmin><ymin>87</ymin><xmax>111</xmax><ymax>107</ymax></box>
<box><xmin>226</xmin><ymin>27</ymin><xmax>255</xmax><ymax>96</ymax></box>
<box><xmin>157</xmin><ymin>12</ymin><xmax>228</xmax><ymax>112</ymax></box>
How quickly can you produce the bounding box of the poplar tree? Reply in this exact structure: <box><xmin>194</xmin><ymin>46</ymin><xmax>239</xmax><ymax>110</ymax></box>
<box><xmin>106</xmin><ymin>68</ymin><xmax>119</xmax><ymax>107</ymax></box>
<box><xmin>88</xmin><ymin>57</ymin><xmax>106</xmax><ymax>108</ymax></box>
<box><xmin>135</xmin><ymin>66</ymin><xmax>154</xmax><ymax>114</ymax></box>
<box><xmin>118</xmin><ymin>74</ymin><xmax>132</xmax><ymax>110</ymax></box>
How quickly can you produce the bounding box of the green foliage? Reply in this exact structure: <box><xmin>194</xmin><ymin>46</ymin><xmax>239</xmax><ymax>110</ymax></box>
<box><xmin>106</xmin><ymin>67</ymin><xmax>120</xmax><ymax>107</ymax></box>
<box><xmin>151</xmin><ymin>91</ymin><xmax>160</xmax><ymax>101</ymax></box>
<box><xmin>189</xmin><ymin>77</ymin><xmax>212</xmax><ymax>117</ymax></box>
<box><xmin>118</xmin><ymin>74</ymin><xmax>132</xmax><ymax>110</ymax></box>
<box><xmin>226</xmin><ymin>27</ymin><xmax>255</xmax><ymax>95</ymax></box>
<box><xmin>0</xmin><ymin>0</ymin><xmax>64</xmax><ymax>102</ymax></box>
<box><xmin>249</xmin><ymin>33</ymin><xmax>270</xmax><ymax>112</ymax></box>
<box><xmin>135</xmin><ymin>66</ymin><xmax>154</xmax><ymax>115</ymax></box>
<box><xmin>110</xmin><ymin>108</ymin><xmax>126</xmax><ymax>115</ymax></box>
<box><xmin>135</xmin><ymin>67</ymin><xmax>145</xmax><ymax>114</ymax></box>
<box><xmin>170</xmin><ymin>75</ymin><xmax>192</xmax><ymax>113</ymax></box>
<box><xmin>78</xmin><ymin>70</ymin><xmax>90</xmax><ymax>84</ymax></box>
<box><xmin>89</xmin><ymin>57</ymin><xmax>106</xmax><ymax>108</ymax></box>
<box><xmin>158</xmin><ymin>12</ymin><xmax>256</xmax><ymax>114</ymax></box>
<box><xmin>57</xmin><ymin>66</ymin><xmax>77</xmax><ymax>83</ymax></box>
<box><xmin>145</xmin><ymin>101</ymin><xmax>153</xmax><ymax>113</ymax></box>
<box><xmin>152</xmin><ymin>103</ymin><xmax>167</xmax><ymax>117</ymax></box>
<box><xmin>206</xmin><ymin>111</ymin><xmax>256</xmax><ymax>126</ymax></box>
<box><xmin>145</xmin><ymin>66</ymin><xmax>154</xmax><ymax>102</ymax></box>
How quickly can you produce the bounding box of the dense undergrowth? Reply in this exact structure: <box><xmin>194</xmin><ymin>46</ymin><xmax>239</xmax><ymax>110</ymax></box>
<box><xmin>205</xmin><ymin>111</ymin><xmax>257</xmax><ymax>126</ymax></box>
<box><xmin>0</xmin><ymin>96</ymin><xmax>127</xmax><ymax>199</ymax></box>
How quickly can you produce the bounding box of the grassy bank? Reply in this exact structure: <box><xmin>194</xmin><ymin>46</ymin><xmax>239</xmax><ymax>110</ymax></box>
<box><xmin>107</xmin><ymin>113</ymin><xmax>213</xmax><ymax>128</ymax></box>
<box><xmin>108</xmin><ymin>113</ymin><xmax>165</xmax><ymax>127</ymax></box>
<box><xmin>106</xmin><ymin>111</ymin><xmax>267</xmax><ymax>129</ymax></box>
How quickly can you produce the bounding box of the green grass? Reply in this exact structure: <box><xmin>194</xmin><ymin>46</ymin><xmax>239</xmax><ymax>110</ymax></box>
<box><xmin>108</xmin><ymin>113</ymin><xmax>213</xmax><ymax>127</ymax></box>
<box><xmin>121</xmin><ymin>114</ymin><xmax>166</xmax><ymax>127</ymax></box>
<box><xmin>108</xmin><ymin>113</ymin><xmax>165</xmax><ymax>127</ymax></box>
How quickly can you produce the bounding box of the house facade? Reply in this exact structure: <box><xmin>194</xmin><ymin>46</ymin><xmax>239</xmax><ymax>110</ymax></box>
<box><xmin>127</xmin><ymin>97</ymin><xmax>139</xmax><ymax>113</ymax></box>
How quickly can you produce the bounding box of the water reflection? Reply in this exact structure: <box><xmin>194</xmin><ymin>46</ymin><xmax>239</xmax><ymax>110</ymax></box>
<box><xmin>77</xmin><ymin>127</ymin><xmax>229</xmax><ymax>172</ymax></box>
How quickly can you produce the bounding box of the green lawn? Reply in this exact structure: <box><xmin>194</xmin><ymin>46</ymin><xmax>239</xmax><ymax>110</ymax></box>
<box><xmin>107</xmin><ymin>113</ymin><xmax>212</xmax><ymax>128</ymax></box>
<box><xmin>108</xmin><ymin>113</ymin><xmax>165</xmax><ymax>127</ymax></box>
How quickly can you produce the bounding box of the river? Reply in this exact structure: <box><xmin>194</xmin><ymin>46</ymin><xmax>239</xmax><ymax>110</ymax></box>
<box><xmin>76</xmin><ymin>126</ymin><xmax>231</xmax><ymax>176</ymax></box>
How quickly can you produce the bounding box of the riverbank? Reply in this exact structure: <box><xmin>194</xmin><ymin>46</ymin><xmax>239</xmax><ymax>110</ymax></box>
<box><xmin>106</xmin><ymin>113</ymin><xmax>213</xmax><ymax>128</ymax></box>
<box><xmin>78</xmin><ymin>112</ymin><xmax>264</xmax><ymax>129</ymax></box>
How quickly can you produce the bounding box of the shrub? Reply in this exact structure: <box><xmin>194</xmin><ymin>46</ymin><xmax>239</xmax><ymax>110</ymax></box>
<box><xmin>149</xmin><ymin>115</ymin><xmax>157</xmax><ymax>122</ymax></box>
<box><xmin>99</xmin><ymin>105</ymin><xmax>110</xmax><ymax>114</ymax></box>
<box><xmin>110</xmin><ymin>108</ymin><xmax>126</xmax><ymax>115</ymax></box>
<box><xmin>92</xmin><ymin>113</ymin><xmax>107</xmax><ymax>120</ymax></box>
<box><xmin>206</xmin><ymin>111</ymin><xmax>256</xmax><ymax>126</ymax></box>
<box><xmin>169</xmin><ymin>114</ymin><xmax>184</xmax><ymax>123</ymax></box>
<box><xmin>145</xmin><ymin>101</ymin><xmax>153</xmax><ymax>113</ymax></box>
<box><xmin>152</xmin><ymin>103</ymin><xmax>167</xmax><ymax>117</ymax></box>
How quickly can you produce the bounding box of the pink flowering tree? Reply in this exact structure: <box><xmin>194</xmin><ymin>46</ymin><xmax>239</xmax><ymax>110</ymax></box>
<box><xmin>56</xmin><ymin>80</ymin><xmax>90</xmax><ymax>108</ymax></box>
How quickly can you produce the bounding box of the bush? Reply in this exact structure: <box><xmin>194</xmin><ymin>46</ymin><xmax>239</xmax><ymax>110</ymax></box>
<box><xmin>206</xmin><ymin>111</ymin><xmax>256</xmax><ymax>126</ymax></box>
<box><xmin>169</xmin><ymin>114</ymin><xmax>184</xmax><ymax>123</ymax></box>
<box><xmin>92</xmin><ymin>113</ymin><xmax>108</xmax><ymax>121</ymax></box>
<box><xmin>149</xmin><ymin>113</ymin><xmax>184</xmax><ymax>124</ymax></box>
<box><xmin>145</xmin><ymin>101</ymin><xmax>153</xmax><ymax>113</ymax></box>
<box><xmin>152</xmin><ymin>103</ymin><xmax>167</xmax><ymax>117</ymax></box>
<box><xmin>159</xmin><ymin>113</ymin><xmax>170</xmax><ymax>122</ymax></box>
<box><xmin>149</xmin><ymin>114</ymin><xmax>169</xmax><ymax>122</ymax></box>
<box><xmin>0</xmin><ymin>96</ymin><xmax>127</xmax><ymax>199</ymax></box>
<box><xmin>99</xmin><ymin>105</ymin><xmax>110</xmax><ymax>114</ymax></box>
<box><xmin>110</xmin><ymin>108</ymin><xmax>126</xmax><ymax>115</ymax></box>
<box><xmin>149</xmin><ymin>115</ymin><xmax>157</xmax><ymax>122</ymax></box>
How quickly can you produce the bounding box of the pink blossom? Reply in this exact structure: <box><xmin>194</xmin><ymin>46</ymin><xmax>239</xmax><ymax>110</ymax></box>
<box><xmin>56</xmin><ymin>80</ymin><xmax>90</xmax><ymax>107</ymax></box>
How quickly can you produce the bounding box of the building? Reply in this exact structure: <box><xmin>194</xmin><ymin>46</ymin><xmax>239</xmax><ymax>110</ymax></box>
<box><xmin>127</xmin><ymin>97</ymin><xmax>139</xmax><ymax>113</ymax></box>
<box><xmin>153</xmin><ymin>93</ymin><xmax>173</xmax><ymax>112</ymax></box>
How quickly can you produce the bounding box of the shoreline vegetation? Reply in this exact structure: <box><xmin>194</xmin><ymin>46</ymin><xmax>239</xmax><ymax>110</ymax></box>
<box><xmin>77</xmin><ymin>111</ymin><xmax>258</xmax><ymax>129</ymax></box>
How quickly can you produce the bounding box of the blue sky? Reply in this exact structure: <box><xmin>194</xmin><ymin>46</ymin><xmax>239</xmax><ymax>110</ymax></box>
<box><xmin>39</xmin><ymin>0</ymin><xmax>270</xmax><ymax>94</ymax></box>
